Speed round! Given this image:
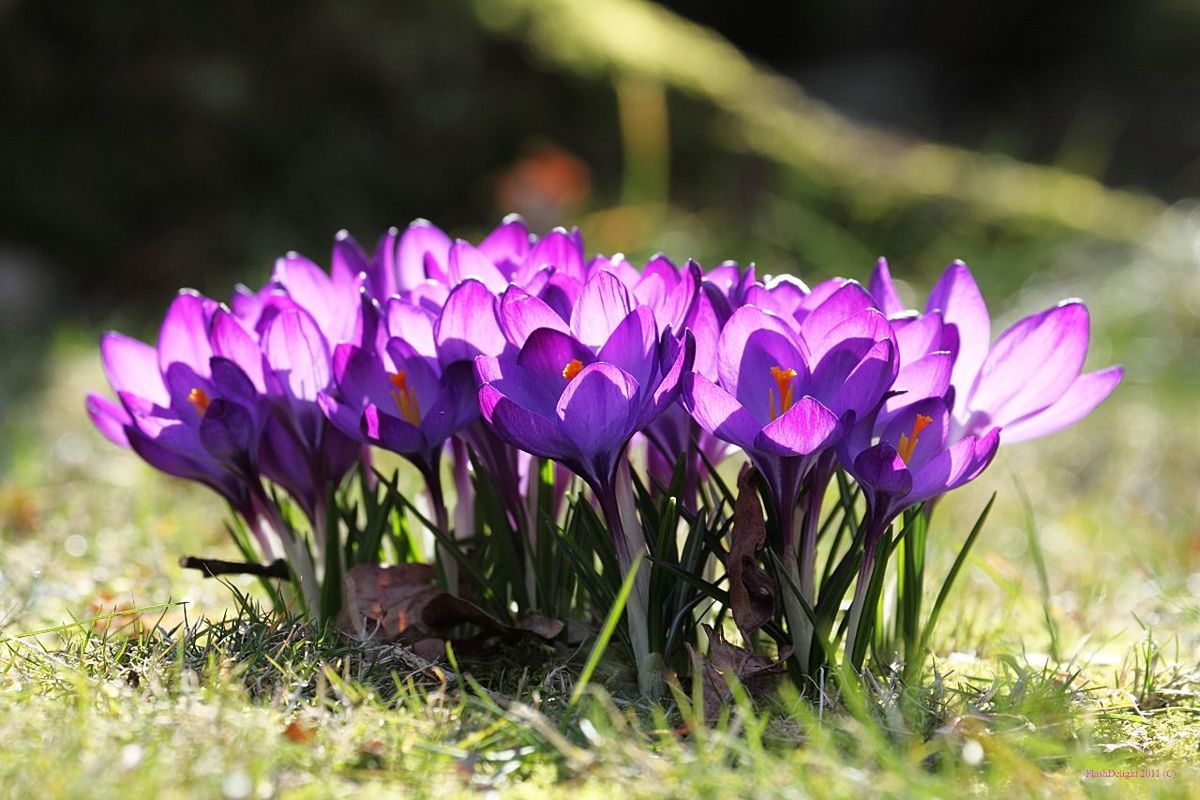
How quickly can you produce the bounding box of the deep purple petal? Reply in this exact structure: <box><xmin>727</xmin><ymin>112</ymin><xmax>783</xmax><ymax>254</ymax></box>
<box><xmin>853</xmin><ymin>443</ymin><xmax>913</xmax><ymax>498</ymax></box>
<box><xmin>556</xmin><ymin>363</ymin><xmax>640</xmax><ymax>481</ymax></box>
<box><xmin>597</xmin><ymin>306</ymin><xmax>658</xmax><ymax>391</ymax></box>
<box><xmin>522</xmin><ymin>227</ymin><xmax>585</xmax><ymax>282</ymax></box>
<box><xmin>517</xmin><ymin>328</ymin><xmax>596</xmax><ymax>403</ymax></box>
<box><xmin>362</xmin><ymin>403</ymin><xmax>425</xmax><ymax>455</ymax></box>
<box><xmin>478</xmin><ymin>384</ymin><xmax>574</xmax><ymax>462</ymax></box>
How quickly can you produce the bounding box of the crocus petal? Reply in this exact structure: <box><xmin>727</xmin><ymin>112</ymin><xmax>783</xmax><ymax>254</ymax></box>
<box><xmin>908</xmin><ymin>427</ymin><xmax>1000</xmax><ymax>504</ymax></box>
<box><xmin>868</xmin><ymin>257</ymin><xmax>906</xmax><ymax>317</ymax></box>
<box><xmin>384</xmin><ymin>298</ymin><xmax>437</xmax><ymax>360</ymax></box>
<box><xmin>157</xmin><ymin>291</ymin><xmax>215</xmax><ymax>378</ymax></box>
<box><xmin>209</xmin><ymin>309</ymin><xmax>266</xmax><ymax>391</ymax></box>
<box><xmin>332</xmin><ymin>344</ymin><xmax>393</xmax><ymax>410</ymax></box>
<box><xmin>926</xmin><ymin>261</ymin><xmax>990</xmax><ymax>396</ymax></box>
<box><xmin>497</xmin><ymin>285</ymin><xmax>571</xmax><ymax>347</ymax></box>
<box><xmin>799</xmin><ymin>281</ymin><xmax>876</xmax><ymax>348</ymax></box>
<box><xmin>754</xmin><ymin>395</ymin><xmax>840</xmax><ymax>457</ymax></box>
<box><xmin>331</xmin><ymin>230</ymin><xmax>369</xmax><ymax>287</ymax></box>
<box><xmin>597</xmin><ymin>306</ymin><xmax>658</xmax><ymax>392</ymax></box>
<box><xmin>362</xmin><ymin>403</ymin><xmax>425</xmax><ymax>455</ymax></box>
<box><xmin>522</xmin><ymin>227</ymin><xmax>585</xmax><ymax>282</ymax></box>
<box><xmin>478</xmin><ymin>384</ymin><xmax>574</xmax><ymax>462</ymax></box>
<box><xmin>882</xmin><ymin>351</ymin><xmax>953</xmax><ymax>419</ymax></box>
<box><xmin>1000</xmin><ymin>365</ymin><xmax>1123</xmax><ymax>443</ymax></box>
<box><xmin>198</xmin><ymin>398</ymin><xmax>257</xmax><ymax>462</ymax></box>
<box><xmin>477</xmin><ymin>214</ymin><xmax>531</xmax><ymax>274</ymax></box>
<box><xmin>262</xmin><ymin>308</ymin><xmax>332</xmax><ymax>401</ymax></box>
<box><xmin>86</xmin><ymin>393</ymin><xmax>131</xmax><ymax>448</ymax></box>
<box><xmin>556</xmin><ymin>362</ymin><xmax>640</xmax><ymax>482</ymax></box>
<box><xmin>448</xmin><ymin>240</ymin><xmax>508</xmax><ymax>293</ymax></box>
<box><xmin>825</xmin><ymin>338</ymin><xmax>897</xmax><ymax>421</ymax></box>
<box><xmin>100</xmin><ymin>332</ymin><xmax>169</xmax><ymax>405</ymax></box>
<box><xmin>398</xmin><ymin>219</ymin><xmax>451</xmax><ymax>286</ymax></box>
<box><xmin>683</xmin><ymin>373</ymin><xmax>760</xmax><ymax>452</ymax></box>
<box><xmin>893</xmin><ymin>312</ymin><xmax>947</xmax><ymax>365</ymax></box>
<box><xmin>272</xmin><ymin>253</ymin><xmax>339</xmax><ymax>336</ymax></box>
<box><xmin>435</xmin><ymin>278</ymin><xmax>504</xmax><ymax>365</ymax></box>
<box><xmin>965</xmin><ymin>301</ymin><xmax>1090</xmax><ymax>429</ymax></box>
<box><xmin>881</xmin><ymin>397</ymin><xmax>951</xmax><ymax>469</ymax></box>
<box><xmin>516</xmin><ymin>327</ymin><xmax>596</xmax><ymax>402</ymax></box>
<box><xmin>718</xmin><ymin>306</ymin><xmax>807</xmax><ymax>417</ymax></box>
<box><xmin>853</xmin><ymin>443</ymin><xmax>913</xmax><ymax>498</ymax></box>
<box><xmin>571</xmin><ymin>270</ymin><xmax>634</xmax><ymax>348</ymax></box>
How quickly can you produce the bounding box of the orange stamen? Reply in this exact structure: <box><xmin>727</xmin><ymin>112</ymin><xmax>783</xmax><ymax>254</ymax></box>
<box><xmin>187</xmin><ymin>387</ymin><xmax>211</xmax><ymax>417</ymax></box>
<box><xmin>768</xmin><ymin>366</ymin><xmax>798</xmax><ymax>420</ymax></box>
<box><xmin>896</xmin><ymin>414</ymin><xmax>933</xmax><ymax>463</ymax></box>
<box><xmin>562</xmin><ymin>358</ymin><xmax>585</xmax><ymax>381</ymax></box>
<box><xmin>389</xmin><ymin>371</ymin><xmax>422</xmax><ymax>426</ymax></box>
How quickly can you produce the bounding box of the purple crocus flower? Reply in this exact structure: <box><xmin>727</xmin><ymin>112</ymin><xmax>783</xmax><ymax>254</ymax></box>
<box><xmin>870</xmin><ymin>259</ymin><xmax>1122</xmax><ymax>444</ymax></box>
<box><xmin>838</xmin><ymin>395</ymin><xmax>1000</xmax><ymax>659</ymax></box>
<box><xmin>477</xmin><ymin>270</ymin><xmax>695</xmax><ymax>493</ymax></box>
<box><xmin>83</xmin><ymin>291</ymin><xmax>335</xmax><ymax>607</ymax></box>
<box><xmin>476</xmin><ymin>269</ymin><xmax>695</xmax><ymax>691</ymax></box>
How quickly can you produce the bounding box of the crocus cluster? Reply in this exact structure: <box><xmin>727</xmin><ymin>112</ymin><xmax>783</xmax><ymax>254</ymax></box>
<box><xmin>88</xmin><ymin>216</ymin><xmax>1121</xmax><ymax>687</ymax></box>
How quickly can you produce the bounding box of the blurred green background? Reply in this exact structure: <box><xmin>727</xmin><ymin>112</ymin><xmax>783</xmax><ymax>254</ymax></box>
<box><xmin>0</xmin><ymin>0</ymin><xmax>1198</xmax><ymax>659</ymax></box>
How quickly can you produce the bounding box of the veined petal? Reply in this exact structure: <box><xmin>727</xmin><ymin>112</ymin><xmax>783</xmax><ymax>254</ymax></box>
<box><xmin>398</xmin><ymin>219</ymin><xmax>451</xmax><ymax>287</ymax></box>
<box><xmin>597</xmin><ymin>306</ymin><xmax>658</xmax><ymax>392</ymax></box>
<box><xmin>498</xmin><ymin>285</ymin><xmax>571</xmax><ymax>347</ymax></box>
<box><xmin>101</xmin><ymin>332</ymin><xmax>169</xmax><ymax>406</ymax></box>
<box><xmin>555</xmin><ymin>362</ymin><xmax>639</xmax><ymax>468</ymax></box>
<box><xmin>262</xmin><ymin>307</ymin><xmax>332</xmax><ymax>401</ymax></box>
<box><xmin>571</xmin><ymin>270</ymin><xmax>634</xmax><ymax>348</ymax></box>
<box><xmin>882</xmin><ymin>351</ymin><xmax>953</xmax><ymax>420</ymax></box>
<box><xmin>478</xmin><ymin>384</ymin><xmax>574</xmax><ymax>462</ymax></box>
<box><xmin>477</xmin><ymin>214</ymin><xmax>531</xmax><ymax>274</ymax></box>
<box><xmin>209</xmin><ymin>309</ymin><xmax>266</xmax><ymax>391</ymax></box>
<box><xmin>869</xmin><ymin>257</ymin><xmax>907</xmax><ymax>317</ymax></box>
<box><xmin>754</xmin><ymin>395</ymin><xmax>840</xmax><ymax>457</ymax></box>
<box><xmin>966</xmin><ymin>301</ymin><xmax>1090</xmax><ymax>428</ymax></box>
<box><xmin>435</xmin><ymin>278</ymin><xmax>504</xmax><ymax>365</ymax></box>
<box><xmin>682</xmin><ymin>373</ymin><xmax>760</xmax><ymax>452</ymax></box>
<box><xmin>523</xmin><ymin>227</ymin><xmax>585</xmax><ymax>282</ymax></box>
<box><xmin>331</xmin><ymin>229</ymin><xmax>370</xmax><ymax>287</ymax></box>
<box><xmin>718</xmin><ymin>306</ymin><xmax>807</xmax><ymax>419</ymax></box>
<box><xmin>799</xmin><ymin>280</ymin><xmax>875</xmax><ymax>349</ymax></box>
<box><xmin>385</xmin><ymin>298</ymin><xmax>437</xmax><ymax>359</ymax></box>
<box><xmin>926</xmin><ymin>261</ymin><xmax>990</xmax><ymax>396</ymax></box>
<box><xmin>1001</xmin><ymin>365</ymin><xmax>1123</xmax><ymax>443</ymax></box>
<box><xmin>448</xmin><ymin>239</ymin><xmax>508</xmax><ymax>293</ymax></box>
<box><xmin>157</xmin><ymin>291</ymin><xmax>215</xmax><ymax>378</ymax></box>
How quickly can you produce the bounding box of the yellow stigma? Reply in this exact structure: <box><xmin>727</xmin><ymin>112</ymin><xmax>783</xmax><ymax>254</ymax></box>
<box><xmin>768</xmin><ymin>366</ymin><xmax>798</xmax><ymax>421</ymax></box>
<box><xmin>562</xmin><ymin>358</ymin><xmax>585</xmax><ymax>381</ymax></box>
<box><xmin>389</xmin><ymin>371</ymin><xmax>422</xmax><ymax>426</ymax></box>
<box><xmin>187</xmin><ymin>387</ymin><xmax>211</xmax><ymax>417</ymax></box>
<box><xmin>896</xmin><ymin>414</ymin><xmax>933</xmax><ymax>464</ymax></box>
